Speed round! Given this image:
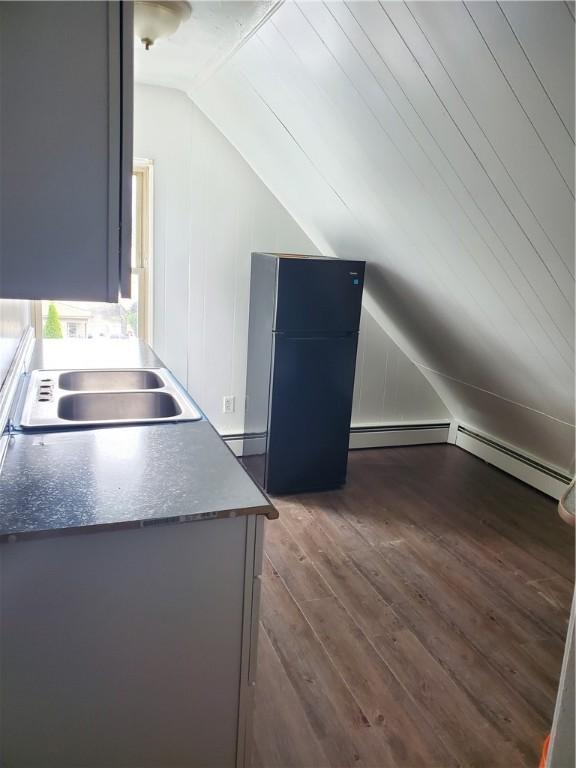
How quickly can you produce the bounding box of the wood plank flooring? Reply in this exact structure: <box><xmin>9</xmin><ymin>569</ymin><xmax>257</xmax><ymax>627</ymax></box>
<box><xmin>251</xmin><ymin>445</ymin><xmax>574</xmax><ymax>768</ymax></box>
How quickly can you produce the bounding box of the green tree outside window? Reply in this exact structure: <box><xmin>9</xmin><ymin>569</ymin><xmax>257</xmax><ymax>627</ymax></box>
<box><xmin>43</xmin><ymin>302</ymin><xmax>63</xmax><ymax>339</ymax></box>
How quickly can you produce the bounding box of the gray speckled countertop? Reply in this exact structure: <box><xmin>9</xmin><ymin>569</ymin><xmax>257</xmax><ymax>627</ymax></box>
<box><xmin>0</xmin><ymin>340</ymin><xmax>274</xmax><ymax>540</ymax></box>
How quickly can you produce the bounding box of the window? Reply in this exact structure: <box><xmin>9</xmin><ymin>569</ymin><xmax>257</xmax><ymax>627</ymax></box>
<box><xmin>130</xmin><ymin>161</ymin><xmax>152</xmax><ymax>340</ymax></box>
<box><xmin>33</xmin><ymin>161</ymin><xmax>153</xmax><ymax>342</ymax></box>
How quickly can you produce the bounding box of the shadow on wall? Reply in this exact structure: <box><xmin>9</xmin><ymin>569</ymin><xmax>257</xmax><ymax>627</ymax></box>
<box><xmin>365</xmin><ymin>261</ymin><xmax>575</xmax><ymax>469</ymax></box>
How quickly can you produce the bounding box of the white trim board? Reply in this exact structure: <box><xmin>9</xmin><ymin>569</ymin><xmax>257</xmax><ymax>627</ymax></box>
<box><xmin>455</xmin><ymin>425</ymin><xmax>572</xmax><ymax>500</ymax></box>
<box><xmin>223</xmin><ymin>421</ymin><xmax>451</xmax><ymax>457</ymax></box>
<box><xmin>225</xmin><ymin>437</ymin><xmax>245</xmax><ymax>458</ymax></box>
<box><xmin>224</xmin><ymin>422</ymin><xmax>572</xmax><ymax>501</ymax></box>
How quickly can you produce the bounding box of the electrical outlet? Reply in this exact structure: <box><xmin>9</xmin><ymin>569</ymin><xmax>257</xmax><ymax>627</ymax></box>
<box><xmin>223</xmin><ymin>395</ymin><xmax>235</xmax><ymax>414</ymax></box>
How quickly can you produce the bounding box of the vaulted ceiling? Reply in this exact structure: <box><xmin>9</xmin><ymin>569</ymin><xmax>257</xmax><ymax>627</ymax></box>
<box><xmin>139</xmin><ymin>1</ymin><xmax>576</xmax><ymax>471</ymax></box>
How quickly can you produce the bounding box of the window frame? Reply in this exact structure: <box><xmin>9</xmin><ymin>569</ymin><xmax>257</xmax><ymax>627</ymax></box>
<box><xmin>132</xmin><ymin>159</ymin><xmax>154</xmax><ymax>344</ymax></box>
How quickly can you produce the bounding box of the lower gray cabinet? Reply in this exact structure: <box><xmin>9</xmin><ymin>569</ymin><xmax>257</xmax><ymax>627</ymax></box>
<box><xmin>0</xmin><ymin>1</ymin><xmax>133</xmax><ymax>301</ymax></box>
<box><xmin>0</xmin><ymin>516</ymin><xmax>264</xmax><ymax>767</ymax></box>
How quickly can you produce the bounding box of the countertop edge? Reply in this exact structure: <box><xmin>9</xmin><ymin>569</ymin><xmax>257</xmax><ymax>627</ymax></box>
<box><xmin>0</xmin><ymin>503</ymin><xmax>276</xmax><ymax>544</ymax></box>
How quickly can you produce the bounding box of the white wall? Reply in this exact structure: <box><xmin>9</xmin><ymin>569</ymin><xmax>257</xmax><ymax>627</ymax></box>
<box><xmin>190</xmin><ymin>0</ymin><xmax>575</xmax><ymax>470</ymax></box>
<box><xmin>352</xmin><ymin>308</ymin><xmax>449</xmax><ymax>427</ymax></box>
<box><xmin>134</xmin><ymin>83</ymin><xmax>449</xmax><ymax>434</ymax></box>
<box><xmin>0</xmin><ymin>299</ymin><xmax>30</xmax><ymax>389</ymax></box>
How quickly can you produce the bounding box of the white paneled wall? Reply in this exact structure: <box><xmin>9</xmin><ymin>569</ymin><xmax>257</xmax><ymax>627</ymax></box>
<box><xmin>134</xmin><ymin>84</ymin><xmax>449</xmax><ymax>434</ymax></box>
<box><xmin>191</xmin><ymin>0</ymin><xmax>575</xmax><ymax>470</ymax></box>
<box><xmin>352</xmin><ymin>309</ymin><xmax>449</xmax><ymax>427</ymax></box>
<box><xmin>0</xmin><ymin>300</ymin><xmax>30</xmax><ymax>388</ymax></box>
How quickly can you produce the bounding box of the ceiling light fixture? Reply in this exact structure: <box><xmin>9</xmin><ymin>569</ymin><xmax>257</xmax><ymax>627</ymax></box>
<box><xmin>134</xmin><ymin>1</ymin><xmax>192</xmax><ymax>51</ymax></box>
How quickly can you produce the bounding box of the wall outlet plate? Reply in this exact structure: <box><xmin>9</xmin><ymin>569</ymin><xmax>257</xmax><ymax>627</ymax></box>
<box><xmin>223</xmin><ymin>395</ymin><xmax>235</xmax><ymax>414</ymax></box>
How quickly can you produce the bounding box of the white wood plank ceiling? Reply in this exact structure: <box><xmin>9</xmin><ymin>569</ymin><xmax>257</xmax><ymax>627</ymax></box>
<box><xmin>190</xmin><ymin>1</ymin><xmax>575</xmax><ymax>470</ymax></box>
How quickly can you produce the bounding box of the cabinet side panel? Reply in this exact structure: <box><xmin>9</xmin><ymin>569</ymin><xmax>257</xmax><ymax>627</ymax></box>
<box><xmin>0</xmin><ymin>519</ymin><xmax>248</xmax><ymax>767</ymax></box>
<box><xmin>0</xmin><ymin>1</ymin><xmax>115</xmax><ymax>300</ymax></box>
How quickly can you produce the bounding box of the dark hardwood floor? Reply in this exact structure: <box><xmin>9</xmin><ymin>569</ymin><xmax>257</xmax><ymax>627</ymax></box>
<box><xmin>251</xmin><ymin>445</ymin><xmax>574</xmax><ymax>768</ymax></box>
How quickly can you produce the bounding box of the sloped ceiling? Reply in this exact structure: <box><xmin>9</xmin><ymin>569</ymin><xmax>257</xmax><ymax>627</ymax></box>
<box><xmin>184</xmin><ymin>0</ymin><xmax>575</xmax><ymax>471</ymax></box>
<box><xmin>134</xmin><ymin>1</ymin><xmax>575</xmax><ymax>470</ymax></box>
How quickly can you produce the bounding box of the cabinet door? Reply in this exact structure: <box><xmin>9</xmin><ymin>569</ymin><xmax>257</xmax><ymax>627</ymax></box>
<box><xmin>0</xmin><ymin>1</ymin><xmax>133</xmax><ymax>301</ymax></box>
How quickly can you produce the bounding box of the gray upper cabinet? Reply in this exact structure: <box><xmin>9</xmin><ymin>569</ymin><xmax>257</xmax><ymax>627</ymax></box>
<box><xmin>0</xmin><ymin>1</ymin><xmax>133</xmax><ymax>301</ymax></box>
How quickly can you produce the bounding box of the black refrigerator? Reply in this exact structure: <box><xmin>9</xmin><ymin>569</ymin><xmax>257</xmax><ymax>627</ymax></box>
<box><xmin>243</xmin><ymin>252</ymin><xmax>365</xmax><ymax>495</ymax></box>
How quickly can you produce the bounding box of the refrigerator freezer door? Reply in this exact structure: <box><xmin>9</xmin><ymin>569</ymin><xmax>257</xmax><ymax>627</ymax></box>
<box><xmin>275</xmin><ymin>258</ymin><xmax>364</xmax><ymax>333</ymax></box>
<box><xmin>266</xmin><ymin>333</ymin><xmax>358</xmax><ymax>494</ymax></box>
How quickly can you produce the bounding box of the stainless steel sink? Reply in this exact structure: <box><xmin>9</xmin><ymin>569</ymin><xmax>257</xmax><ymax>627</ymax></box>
<box><xmin>20</xmin><ymin>368</ymin><xmax>202</xmax><ymax>429</ymax></box>
<box><xmin>57</xmin><ymin>391</ymin><xmax>181</xmax><ymax>422</ymax></box>
<box><xmin>59</xmin><ymin>369</ymin><xmax>163</xmax><ymax>392</ymax></box>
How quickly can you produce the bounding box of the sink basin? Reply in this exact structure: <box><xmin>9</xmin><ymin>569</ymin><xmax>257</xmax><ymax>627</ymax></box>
<box><xmin>59</xmin><ymin>370</ymin><xmax>163</xmax><ymax>391</ymax></box>
<box><xmin>19</xmin><ymin>368</ymin><xmax>202</xmax><ymax>429</ymax></box>
<box><xmin>58</xmin><ymin>391</ymin><xmax>182</xmax><ymax>423</ymax></box>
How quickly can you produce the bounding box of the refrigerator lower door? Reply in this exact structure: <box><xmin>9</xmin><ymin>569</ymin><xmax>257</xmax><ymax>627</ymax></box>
<box><xmin>266</xmin><ymin>333</ymin><xmax>358</xmax><ymax>494</ymax></box>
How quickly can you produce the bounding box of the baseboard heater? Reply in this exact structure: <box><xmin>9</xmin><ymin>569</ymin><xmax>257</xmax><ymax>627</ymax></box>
<box><xmin>223</xmin><ymin>421</ymin><xmax>451</xmax><ymax>457</ymax></box>
<box><xmin>455</xmin><ymin>425</ymin><xmax>572</xmax><ymax>500</ymax></box>
<box><xmin>349</xmin><ymin>422</ymin><xmax>450</xmax><ymax>449</ymax></box>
